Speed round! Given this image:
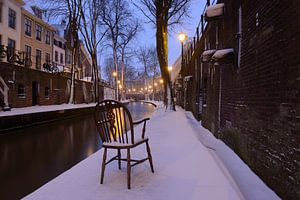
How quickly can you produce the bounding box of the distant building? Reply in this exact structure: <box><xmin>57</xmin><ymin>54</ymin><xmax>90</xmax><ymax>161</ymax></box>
<box><xmin>52</xmin><ymin>21</ymin><xmax>66</xmax><ymax>72</ymax></box>
<box><xmin>78</xmin><ymin>42</ymin><xmax>92</xmax><ymax>81</ymax></box>
<box><xmin>0</xmin><ymin>0</ymin><xmax>24</xmax><ymax>62</ymax></box>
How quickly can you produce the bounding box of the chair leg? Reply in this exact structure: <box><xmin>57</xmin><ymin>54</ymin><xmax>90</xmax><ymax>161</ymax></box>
<box><xmin>100</xmin><ymin>147</ymin><xmax>107</xmax><ymax>184</ymax></box>
<box><xmin>146</xmin><ymin>141</ymin><xmax>154</xmax><ymax>173</ymax></box>
<box><xmin>118</xmin><ymin>149</ymin><xmax>121</xmax><ymax>170</ymax></box>
<box><xmin>127</xmin><ymin>148</ymin><xmax>131</xmax><ymax>189</ymax></box>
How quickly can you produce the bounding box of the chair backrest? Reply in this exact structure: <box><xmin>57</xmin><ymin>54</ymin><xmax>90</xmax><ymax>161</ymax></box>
<box><xmin>94</xmin><ymin>100</ymin><xmax>135</xmax><ymax>144</ymax></box>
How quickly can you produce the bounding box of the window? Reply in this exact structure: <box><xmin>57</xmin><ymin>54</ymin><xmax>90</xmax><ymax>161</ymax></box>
<box><xmin>67</xmin><ymin>50</ymin><xmax>72</xmax><ymax>64</ymax></box>
<box><xmin>36</xmin><ymin>24</ymin><xmax>42</xmax><ymax>41</ymax></box>
<box><xmin>36</xmin><ymin>49</ymin><xmax>41</xmax><ymax>69</ymax></box>
<box><xmin>45</xmin><ymin>52</ymin><xmax>50</xmax><ymax>63</ymax></box>
<box><xmin>17</xmin><ymin>84</ymin><xmax>25</xmax><ymax>98</ymax></box>
<box><xmin>45</xmin><ymin>87</ymin><xmax>50</xmax><ymax>99</ymax></box>
<box><xmin>25</xmin><ymin>18</ymin><xmax>32</xmax><ymax>36</ymax></box>
<box><xmin>0</xmin><ymin>4</ymin><xmax>2</xmax><ymax>23</ymax></box>
<box><xmin>25</xmin><ymin>45</ymin><xmax>32</xmax><ymax>67</ymax></box>
<box><xmin>0</xmin><ymin>35</ymin><xmax>2</xmax><ymax>45</ymax></box>
<box><xmin>7</xmin><ymin>38</ymin><xmax>15</xmax><ymax>60</ymax></box>
<box><xmin>8</xmin><ymin>8</ymin><xmax>16</xmax><ymax>29</ymax></box>
<box><xmin>60</xmin><ymin>53</ymin><xmax>63</xmax><ymax>64</ymax></box>
<box><xmin>25</xmin><ymin>45</ymin><xmax>31</xmax><ymax>59</ymax></box>
<box><xmin>45</xmin><ymin>30</ymin><xmax>51</xmax><ymax>45</ymax></box>
<box><xmin>55</xmin><ymin>51</ymin><xmax>58</xmax><ymax>62</ymax></box>
<box><xmin>53</xmin><ymin>39</ymin><xmax>57</xmax><ymax>46</ymax></box>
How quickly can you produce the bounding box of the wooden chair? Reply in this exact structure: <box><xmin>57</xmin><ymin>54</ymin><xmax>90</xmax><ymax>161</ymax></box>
<box><xmin>94</xmin><ymin>100</ymin><xmax>154</xmax><ymax>189</ymax></box>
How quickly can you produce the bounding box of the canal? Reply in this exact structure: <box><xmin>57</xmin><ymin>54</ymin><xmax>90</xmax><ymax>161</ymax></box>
<box><xmin>0</xmin><ymin>102</ymin><xmax>155</xmax><ymax>200</ymax></box>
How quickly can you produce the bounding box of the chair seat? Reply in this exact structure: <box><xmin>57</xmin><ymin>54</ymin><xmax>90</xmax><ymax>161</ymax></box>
<box><xmin>102</xmin><ymin>138</ymin><xmax>149</xmax><ymax>149</ymax></box>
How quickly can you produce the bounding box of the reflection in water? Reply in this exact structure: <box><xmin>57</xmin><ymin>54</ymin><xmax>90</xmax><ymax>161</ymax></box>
<box><xmin>0</xmin><ymin>102</ymin><xmax>154</xmax><ymax>200</ymax></box>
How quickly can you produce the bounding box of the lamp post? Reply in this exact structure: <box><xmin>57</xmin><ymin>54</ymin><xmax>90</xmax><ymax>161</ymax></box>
<box><xmin>113</xmin><ymin>71</ymin><xmax>118</xmax><ymax>100</ymax></box>
<box><xmin>178</xmin><ymin>32</ymin><xmax>187</xmax><ymax>67</ymax></box>
<box><xmin>178</xmin><ymin>32</ymin><xmax>187</xmax><ymax>107</ymax></box>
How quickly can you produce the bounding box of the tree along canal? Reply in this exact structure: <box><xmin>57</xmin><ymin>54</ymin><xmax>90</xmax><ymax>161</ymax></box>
<box><xmin>0</xmin><ymin>102</ymin><xmax>155</xmax><ymax>200</ymax></box>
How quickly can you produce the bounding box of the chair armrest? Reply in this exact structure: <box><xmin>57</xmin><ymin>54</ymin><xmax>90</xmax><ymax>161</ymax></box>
<box><xmin>133</xmin><ymin>118</ymin><xmax>150</xmax><ymax>125</ymax></box>
<box><xmin>133</xmin><ymin>118</ymin><xmax>150</xmax><ymax>139</ymax></box>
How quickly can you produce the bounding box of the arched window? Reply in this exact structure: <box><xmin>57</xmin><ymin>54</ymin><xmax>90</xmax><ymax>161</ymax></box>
<box><xmin>17</xmin><ymin>84</ymin><xmax>25</xmax><ymax>98</ymax></box>
<box><xmin>45</xmin><ymin>87</ymin><xmax>50</xmax><ymax>99</ymax></box>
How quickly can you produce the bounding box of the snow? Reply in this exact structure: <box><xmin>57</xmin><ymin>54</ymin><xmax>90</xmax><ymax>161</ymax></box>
<box><xmin>23</xmin><ymin>104</ymin><xmax>280</xmax><ymax>200</ymax></box>
<box><xmin>202</xmin><ymin>49</ymin><xmax>217</xmax><ymax>62</ymax></box>
<box><xmin>205</xmin><ymin>3</ymin><xmax>225</xmax><ymax>18</ymax></box>
<box><xmin>184</xmin><ymin>75</ymin><xmax>192</xmax><ymax>81</ymax></box>
<box><xmin>212</xmin><ymin>48</ymin><xmax>234</xmax><ymax>60</ymax></box>
<box><xmin>80</xmin><ymin>76</ymin><xmax>93</xmax><ymax>82</ymax></box>
<box><xmin>0</xmin><ymin>103</ymin><xmax>96</xmax><ymax>117</ymax></box>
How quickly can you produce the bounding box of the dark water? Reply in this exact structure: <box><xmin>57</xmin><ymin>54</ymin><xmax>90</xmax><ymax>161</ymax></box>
<box><xmin>0</xmin><ymin>102</ymin><xmax>155</xmax><ymax>200</ymax></box>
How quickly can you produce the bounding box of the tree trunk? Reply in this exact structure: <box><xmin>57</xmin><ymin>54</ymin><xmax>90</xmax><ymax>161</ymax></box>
<box><xmin>156</xmin><ymin>20</ymin><xmax>175</xmax><ymax>110</ymax></box>
<box><xmin>68</xmin><ymin>47</ymin><xmax>76</xmax><ymax>104</ymax></box>
<box><xmin>113</xmin><ymin>46</ymin><xmax>119</xmax><ymax>101</ymax></box>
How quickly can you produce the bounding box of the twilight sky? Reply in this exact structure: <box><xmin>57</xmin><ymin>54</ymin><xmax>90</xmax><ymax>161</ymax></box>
<box><xmin>133</xmin><ymin>0</ymin><xmax>205</xmax><ymax>65</ymax></box>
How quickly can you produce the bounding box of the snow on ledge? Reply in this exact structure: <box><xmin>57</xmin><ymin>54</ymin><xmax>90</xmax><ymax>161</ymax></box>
<box><xmin>202</xmin><ymin>49</ymin><xmax>216</xmax><ymax>62</ymax></box>
<box><xmin>212</xmin><ymin>48</ymin><xmax>234</xmax><ymax>60</ymax></box>
<box><xmin>184</xmin><ymin>75</ymin><xmax>192</xmax><ymax>81</ymax></box>
<box><xmin>205</xmin><ymin>3</ymin><xmax>225</xmax><ymax>19</ymax></box>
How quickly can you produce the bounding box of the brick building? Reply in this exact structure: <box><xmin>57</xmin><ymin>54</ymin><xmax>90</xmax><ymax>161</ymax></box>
<box><xmin>0</xmin><ymin>62</ymin><xmax>97</xmax><ymax>108</ymax></box>
<box><xmin>178</xmin><ymin>0</ymin><xmax>300</xmax><ymax>199</ymax></box>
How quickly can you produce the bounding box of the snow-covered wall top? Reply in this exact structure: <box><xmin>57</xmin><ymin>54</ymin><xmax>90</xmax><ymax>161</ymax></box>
<box><xmin>205</xmin><ymin>3</ymin><xmax>225</xmax><ymax>18</ymax></box>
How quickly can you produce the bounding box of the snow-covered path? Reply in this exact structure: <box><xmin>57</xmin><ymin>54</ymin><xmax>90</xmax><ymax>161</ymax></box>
<box><xmin>23</xmin><ymin>105</ymin><xmax>279</xmax><ymax>200</ymax></box>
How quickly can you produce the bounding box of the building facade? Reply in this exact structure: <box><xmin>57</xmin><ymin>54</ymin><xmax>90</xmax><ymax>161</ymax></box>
<box><xmin>0</xmin><ymin>0</ymin><xmax>24</xmax><ymax>62</ymax></box>
<box><xmin>52</xmin><ymin>23</ymin><xmax>66</xmax><ymax>72</ymax></box>
<box><xmin>178</xmin><ymin>0</ymin><xmax>300</xmax><ymax>199</ymax></box>
<box><xmin>21</xmin><ymin>2</ymin><xmax>55</xmax><ymax>71</ymax></box>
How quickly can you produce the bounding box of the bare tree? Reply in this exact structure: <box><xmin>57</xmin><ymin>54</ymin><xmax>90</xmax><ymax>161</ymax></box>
<box><xmin>118</xmin><ymin>20</ymin><xmax>140</xmax><ymax>100</ymax></box>
<box><xmin>133</xmin><ymin>0</ymin><xmax>191</xmax><ymax>110</ymax></box>
<box><xmin>43</xmin><ymin>0</ymin><xmax>82</xmax><ymax>104</ymax></box>
<box><xmin>148</xmin><ymin>46</ymin><xmax>160</xmax><ymax>100</ymax></box>
<box><xmin>100</xmin><ymin>0</ymin><xmax>134</xmax><ymax>101</ymax></box>
<box><xmin>103</xmin><ymin>57</ymin><xmax>115</xmax><ymax>85</ymax></box>
<box><xmin>79</xmin><ymin>0</ymin><xmax>107</xmax><ymax>102</ymax></box>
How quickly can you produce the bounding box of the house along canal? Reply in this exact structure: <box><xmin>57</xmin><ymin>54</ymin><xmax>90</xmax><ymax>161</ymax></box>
<box><xmin>0</xmin><ymin>102</ymin><xmax>155</xmax><ymax>200</ymax></box>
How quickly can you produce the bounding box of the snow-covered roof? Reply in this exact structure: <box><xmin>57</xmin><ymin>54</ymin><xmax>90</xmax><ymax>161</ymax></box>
<box><xmin>205</xmin><ymin>3</ymin><xmax>225</xmax><ymax>19</ymax></box>
<box><xmin>212</xmin><ymin>48</ymin><xmax>234</xmax><ymax>60</ymax></box>
<box><xmin>202</xmin><ymin>49</ymin><xmax>217</xmax><ymax>62</ymax></box>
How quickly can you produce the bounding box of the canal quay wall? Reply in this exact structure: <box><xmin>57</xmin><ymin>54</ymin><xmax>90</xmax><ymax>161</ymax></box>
<box><xmin>0</xmin><ymin>62</ymin><xmax>113</xmax><ymax>108</ymax></box>
<box><xmin>178</xmin><ymin>0</ymin><xmax>300</xmax><ymax>199</ymax></box>
<box><xmin>0</xmin><ymin>104</ymin><xmax>96</xmax><ymax>133</ymax></box>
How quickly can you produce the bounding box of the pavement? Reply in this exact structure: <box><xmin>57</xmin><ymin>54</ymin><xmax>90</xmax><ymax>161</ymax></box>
<box><xmin>23</xmin><ymin>104</ymin><xmax>279</xmax><ymax>200</ymax></box>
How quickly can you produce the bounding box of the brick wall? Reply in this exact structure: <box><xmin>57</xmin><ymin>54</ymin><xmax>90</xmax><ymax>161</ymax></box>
<box><xmin>181</xmin><ymin>0</ymin><xmax>300</xmax><ymax>199</ymax></box>
<box><xmin>0</xmin><ymin>62</ymin><xmax>98</xmax><ymax>108</ymax></box>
